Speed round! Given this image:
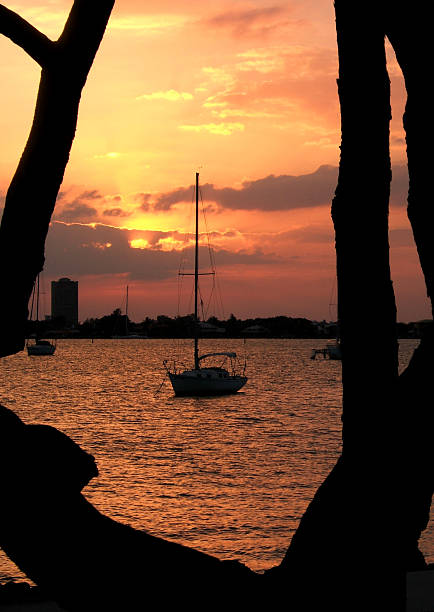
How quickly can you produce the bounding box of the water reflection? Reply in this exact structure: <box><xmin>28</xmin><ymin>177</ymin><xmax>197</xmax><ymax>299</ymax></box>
<box><xmin>1</xmin><ymin>338</ymin><xmax>427</xmax><ymax>581</ymax></box>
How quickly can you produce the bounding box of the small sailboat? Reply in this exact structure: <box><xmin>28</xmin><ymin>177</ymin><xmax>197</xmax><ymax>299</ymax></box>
<box><xmin>26</xmin><ymin>275</ymin><xmax>56</xmax><ymax>356</ymax></box>
<box><xmin>311</xmin><ymin>281</ymin><xmax>342</xmax><ymax>360</ymax></box>
<box><xmin>112</xmin><ymin>286</ymin><xmax>148</xmax><ymax>339</ymax></box>
<box><xmin>325</xmin><ymin>339</ymin><xmax>342</xmax><ymax>360</ymax></box>
<box><xmin>164</xmin><ymin>172</ymin><xmax>247</xmax><ymax>396</ymax></box>
<box><xmin>311</xmin><ymin>340</ymin><xmax>342</xmax><ymax>360</ymax></box>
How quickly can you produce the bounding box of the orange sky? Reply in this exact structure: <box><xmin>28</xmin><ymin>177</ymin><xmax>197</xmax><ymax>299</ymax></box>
<box><xmin>0</xmin><ymin>1</ymin><xmax>430</xmax><ymax>322</ymax></box>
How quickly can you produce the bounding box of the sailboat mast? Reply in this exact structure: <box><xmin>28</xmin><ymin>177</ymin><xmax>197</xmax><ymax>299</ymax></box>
<box><xmin>126</xmin><ymin>285</ymin><xmax>129</xmax><ymax>335</ymax></box>
<box><xmin>35</xmin><ymin>274</ymin><xmax>40</xmax><ymax>341</ymax></box>
<box><xmin>36</xmin><ymin>275</ymin><xmax>40</xmax><ymax>323</ymax></box>
<box><xmin>194</xmin><ymin>172</ymin><xmax>199</xmax><ymax>370</ymax></box>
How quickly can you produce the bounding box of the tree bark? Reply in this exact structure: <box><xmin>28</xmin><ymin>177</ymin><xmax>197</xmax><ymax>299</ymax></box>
<box><xmin>0</xmin><ymin>1</ymin><xmax>115</xmax><ymax>358</ymax></box>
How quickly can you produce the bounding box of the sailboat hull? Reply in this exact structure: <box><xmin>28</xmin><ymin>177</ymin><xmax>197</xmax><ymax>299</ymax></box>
<box><xmin>168</xmin><ymin>371</ymin><xmax>247</xmax><ymax>396</ymax></box>
<box><xmin>326</xmin><ymin>342</ymin><xmax>341</xmax><ymax>360</ymax></box>
<box><xmin>27</xmin><ymin>343</ymin><xmax>56</xmax><ymax>355</ymax></box>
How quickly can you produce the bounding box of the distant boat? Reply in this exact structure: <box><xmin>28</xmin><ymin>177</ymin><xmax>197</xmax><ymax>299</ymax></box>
<box><xmin>311</xmin><ymin>281</ymin><xmax>341</xmax><ymax>361</ymax></box>
<box><xmin>112</xmin><ymin>286</ymin><xmax>148</xmax><ymax>339</ymax></box>
<box><xmin>164</xmin><ymin>172</ymin><xmax>247</xmax><ymax>396</ymax></box>
<box><xmin>26</xmin><ymin>275</ymin><xmax>56</xmax><ymax>356</ymax></box>
<box><xmin>325</xmin><ymin>339</ymin><xmax>342</xmax><ymax>360</ymax></box>
<box><xmin>311</xmin><ymin>340</ymin><xmax>342</xmax><ymax>360</ymax></box>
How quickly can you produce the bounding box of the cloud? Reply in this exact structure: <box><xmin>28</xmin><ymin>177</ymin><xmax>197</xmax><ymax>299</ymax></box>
<box><xmin>155</xmin><ymin>165</ymin><xmax>338</xmax><ymax>211</ymax></box>
<box><xmin>132</xmin><ymin>192</ymin><xmax>152</xmax><ymax>212</ymax></box>
<box><xmin>153</xmin><ymin>164</ymin><xmax>410</xmax><ymax>212</ymax></box>
<box><xmin>179</xmin><ymin>122</ymin><xmax>245</xmax><ymax>136</ymax></box>
<box><xmin>277</xmin><ymin>226</ymin><xmax>334</xmax><ymax>244</ymax></box>
<box><xmin>103</xmin><ymin>208</ymin><xmax>132</xmax><ymax>218</ymax></box>
<box><xmin>108</xmin><ymin>14</ymin><xmax>188</xmax><ymax>33</ymax></box>
<box><xmin>235</xmin><ymin>57</ymin><xmax>285</xmax><ymax>74</ymax></box>
<box><xmin>53</xmin><ymin>189</ymin><xmax>103</xmax><ymax>222</ymax></box>
<box><xmin>44</xmin><ymin>222</ymin><xmax>279</xmax><ymax>282</ymax></box>
<box><xmin>203</xmin><ymin>6</ymin><xmax>295</xmax><ymax>38</ymax></box>
<box><xmin>55</xmin><ymin>202</ymin><xmax>98</xmax><ymax>222</ymax></box>
<box><xmin>197</xmin><ymin>45</ymin><xmax>339</xmax><ymax>129</ymax></box>
<box><xmin>80</xmin><ymin>189</ymin><xmax>102</xmax><ymax>200</ymax></box>
<box><xmin>92</xmin><ymin>152</ymin><xmax>121</xmax><ymax>160</ymax></box>
<box><xmin>136</xmin><ymin>89</ymin><xmax>193</xmax><ymax>101</ymax></box>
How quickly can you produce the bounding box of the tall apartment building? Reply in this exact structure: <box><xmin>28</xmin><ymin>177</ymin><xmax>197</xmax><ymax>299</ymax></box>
<box><xmin>51</xmin><ymin>278</ymin><xmax>78</xmax><ymax>327</ymax></box>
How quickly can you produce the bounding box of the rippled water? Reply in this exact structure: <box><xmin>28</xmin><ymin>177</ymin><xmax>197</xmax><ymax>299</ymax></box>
<box><xmin>1</xmin><ymin>338</ymin><xmax>432</xmax><ymax>582</ymax></box>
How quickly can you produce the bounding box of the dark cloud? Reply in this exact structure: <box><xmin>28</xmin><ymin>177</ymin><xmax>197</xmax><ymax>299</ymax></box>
<box><xmin>55</xmin><ymin>202</ymin><xmax>98</xmax><ymax>221</ymax></box>
<box><xmin>278</xmin><ymin>227</ymin><xmax>334</xmax><ymax>244</ymax></box>
<box><xmin>154</xmin><ymin>165</ymin><xmax>410</xmax><ymax>212</ymax></box>
<box><xmin>155</xmin><ymin>165</ymin><xmax>338</xmax><ymax>211</ymax></box>
<box><xmin>103</xmin><ymin>208</ymin><xmax>132</xmax><ymax>218</ymax></box>
<box><xmin>54</xmin><ymin>189</ymin><xmax>103</xmax><ymax>222</ymax></box>
<box><xmin>133</xmin><ymin>192</ymin><xmax>152</xmax><ymax>212</ymax></box>
<box><xmin>44</xmin><ymin>222</ymin><xmax>280</xmax><ymax>281</ymax></box>
<box><xmin>80</xmin><ymin>189</ymin><xmax>102</xmax><ymax>200</ymax></box>
<box><xmin>204</xmin><ymin>6</ymin><xmax>290</xmax><ymax>37</ymax></box>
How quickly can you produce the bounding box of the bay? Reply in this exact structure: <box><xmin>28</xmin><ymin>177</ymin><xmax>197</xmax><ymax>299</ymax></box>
<box><xmin>0</xmin><ymin>338</ymin><xmax>431</xmax><ymax>582</ymax></box>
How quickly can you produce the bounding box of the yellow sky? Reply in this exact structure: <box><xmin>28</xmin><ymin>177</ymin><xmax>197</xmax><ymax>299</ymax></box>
<box><xmin>0</xmin><ymin>1</ymin><xmax>428</xmax><ymax>322</ymax></box>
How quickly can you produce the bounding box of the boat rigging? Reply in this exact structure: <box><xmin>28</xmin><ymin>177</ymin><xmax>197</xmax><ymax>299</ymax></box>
<box><xmin>164</xmin><ymin>172</ymin><xmax>247</xmax><ymax>396</ymax></box>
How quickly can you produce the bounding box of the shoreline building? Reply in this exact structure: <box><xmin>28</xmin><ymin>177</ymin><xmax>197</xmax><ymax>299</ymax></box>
<box><xmin>51</xmin><ymin>278</ymin><xmax>78</xmax><ymax>327</ymax></box>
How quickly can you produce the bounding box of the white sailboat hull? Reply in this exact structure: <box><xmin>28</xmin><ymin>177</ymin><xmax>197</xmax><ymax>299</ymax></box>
<box><xmin>169</xmin><ymin>369</ymin><xmax>247</xmax><ymax>396</ymax></box>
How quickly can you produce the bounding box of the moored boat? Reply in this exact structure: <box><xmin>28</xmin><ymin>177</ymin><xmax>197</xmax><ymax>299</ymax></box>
<box><xmin>26</xmin><ymin>275</ymin><xmax>56</xmax><ymax>356</ymax></box>
<box><xmin>165</xmin><ymin>173</ymin><xmax>247</xmax><ymax>396</ymax></box>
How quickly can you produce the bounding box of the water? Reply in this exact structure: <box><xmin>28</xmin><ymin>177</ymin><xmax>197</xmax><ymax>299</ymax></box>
<box><xmin>0</xmin><ymin>338</ymin><xmax>432</xmax><ymax>582</ymax></box>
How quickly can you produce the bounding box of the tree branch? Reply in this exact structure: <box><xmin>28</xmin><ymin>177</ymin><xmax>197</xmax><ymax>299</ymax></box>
<box><xmin>0</xmin><ymin>4</ymin><xmax>54</xmax><ymax>67</ymax></box>
<box><xmin>0</xmin><ymin>0</ymin><xmax>115</xmax><ymax>357</ymax></box>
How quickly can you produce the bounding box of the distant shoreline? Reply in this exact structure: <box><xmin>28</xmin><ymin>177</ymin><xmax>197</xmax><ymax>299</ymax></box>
<box><xmin>27</xmin><ymin>314</ymin><xmax>430</xmax><ymax>342</ymax></box>
<box><xmin>24</xmin><ymin>333</ymin><xmax>423</xmax><ymax>340</ymax></box>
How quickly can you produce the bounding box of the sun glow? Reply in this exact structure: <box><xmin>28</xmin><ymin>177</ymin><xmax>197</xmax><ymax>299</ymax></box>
<box><xmin>1</xmin><ymin>1</ymin><xmax>425</xmax><ymax>322</ymax></box>
<box><xmin>130</xmin><ymin>238</ymin><xmax>149</xmax><ymax>249</ymax></box>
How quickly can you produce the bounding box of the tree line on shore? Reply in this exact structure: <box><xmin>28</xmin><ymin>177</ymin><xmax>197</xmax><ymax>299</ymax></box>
<box><xmin>26</xmin><ymin>309</ymin><xmax>426</xmax><ymax>339</ymax></box>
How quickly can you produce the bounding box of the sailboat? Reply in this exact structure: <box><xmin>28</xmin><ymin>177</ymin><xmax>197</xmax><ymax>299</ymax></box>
<box><xmin>26</xmin><ymin>275</ymin><xmax>56</xmax><ymax>355</ymax></box>
<box><xmin>310</xmin><ymin>339</ymin><xmax>342</xmax><ymax>360</ymax></box>
<box><xmin>311</xmin><ymin>282</ymin><xmax>341</xmax><ymax>360</ymax></box>
<box><xmin>164</xmin><ymin>172</ymin><xmax>247</xmax><ymax>396</ymax></box>
<box><xmin>112</xmin><ymin>286</ymin><xmax>148</xmax><ymax>338</ymax></box>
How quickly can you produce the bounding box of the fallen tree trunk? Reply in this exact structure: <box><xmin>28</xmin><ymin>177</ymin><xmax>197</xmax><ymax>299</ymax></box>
<box><xmin>0</xmin><ymin>405</ymin><xmax>261</xmax><ymax>611</ymax></box>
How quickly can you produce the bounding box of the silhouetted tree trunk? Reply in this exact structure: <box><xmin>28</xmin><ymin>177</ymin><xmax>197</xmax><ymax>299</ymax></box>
<box><xmin>386</xmin><ymin>0</ymin><xmax>434</xmax><ymax>599</ymax></box>
<box><xmin>0</xmin><ymin>1</ymin><xmax>115</xmax><ymax>358</ymax></box>
<box><xmin>268</xmin><ymin>3</ymin><xmax>433</xmax><ymax>610</ymax></box>
<box><xmin>386</xmin><ymin>6</ymin><xmax>434</xmax><ymax>314</ymax></box>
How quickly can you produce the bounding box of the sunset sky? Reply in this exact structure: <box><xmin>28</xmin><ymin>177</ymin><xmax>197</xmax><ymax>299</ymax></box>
<box><xmin>0</xmin><ymin>0</ymin><xmax>429</xmax><ymax>322</ymax></box>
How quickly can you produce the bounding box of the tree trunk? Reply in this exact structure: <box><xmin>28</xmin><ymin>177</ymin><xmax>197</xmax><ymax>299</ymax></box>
<box><xmin>269</xmin><ymin>3</ymin><xmax>434</xmax><ymax>610</ymax></box>
<box><xmin>268</xmin><ymin>4</ymin><xmax>406</xmax><ymax>610</ymax></box>
<box><xmin>386</xmin><ymin>5</ymin><xmax>434</xmax><ymax>316</ymax></box>
<box><xmin>0</xmin><ymin>1</ymin><xmax>115</xmax><ymax>358</ymax></box>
